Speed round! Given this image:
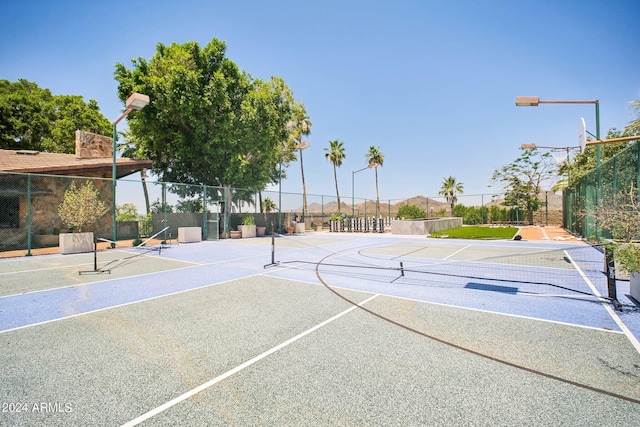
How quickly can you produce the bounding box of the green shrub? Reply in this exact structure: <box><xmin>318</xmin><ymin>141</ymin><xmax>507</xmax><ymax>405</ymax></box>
<box><xmin>397</xmin><ymin>204</ymin><xmax>426</xmax><ymax>219</ymax></box>
<box><xmin>58</xmin><ymin>181</ymin><xmax>107</xmax><ymax>232</ymax></box>
<box><xmin>430</xmin><ymin>226</ymin><xmax>518</xmax><ymax>239</ymax></box>
<box><xmin>612</xmin><ymin>242</ymin><xmax>640</xmax><ymax>273</ymax></box>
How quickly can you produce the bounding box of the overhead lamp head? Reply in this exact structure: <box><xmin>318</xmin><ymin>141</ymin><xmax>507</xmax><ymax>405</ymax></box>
<box><xmin>521</xmin><ymin>143</ymin><xmax>537</xmax><ymax>149</ymax></box>
<box><xmin>125</xmin><ymin>93</ymin><xmax>150</xmax><ymax>110</ymax></box>
<box><xmin>515</xmin><ymin>96</ymin><xmax>540</xmax><ymax>107</ymax></box>
<box><xmin>295</xmin><ymin>141</ymin><xmax>311</xmax><ymax>150</ymax></box>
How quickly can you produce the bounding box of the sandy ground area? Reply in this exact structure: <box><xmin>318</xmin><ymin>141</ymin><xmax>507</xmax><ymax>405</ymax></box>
<box><xmin>516</xmin><ymin>226</ymin><xmax>578</xmax><ymax>242</ymax></box>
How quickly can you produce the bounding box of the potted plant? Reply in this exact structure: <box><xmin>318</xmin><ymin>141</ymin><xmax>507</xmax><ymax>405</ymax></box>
<box><xmin>57</xmin><ymin>181</ymin><xmax>107</xmax><ymax>254</ymax></box>
<box><xmin>589</xmin><ymin>184</ymin><xmax>640</xmax><ymax>300</ymax></box>
<box><xmin>238</xmin><ymin>214</ymin><xmax>256</xmax><ymax>238</ymax></box>
<box><xmin>611</xmin><ymin>242</ymin><xmax>640</xmax><ymax>301</ymax></box>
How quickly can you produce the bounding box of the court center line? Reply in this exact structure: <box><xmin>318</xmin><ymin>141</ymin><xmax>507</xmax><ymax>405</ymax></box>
<box><xmin>564</xmin><ymin>250</ymin><xmax>640</xmax><ymax>354</ymax></box>
<box><xmin>120</xmin><ymin>293</ymin><xmax>380</xmax><ymax>427</ymax></box>
<box><xmin>442</xmin><ymin>244</ymin><xmax>471</xmax><ymax>260</ymax></box>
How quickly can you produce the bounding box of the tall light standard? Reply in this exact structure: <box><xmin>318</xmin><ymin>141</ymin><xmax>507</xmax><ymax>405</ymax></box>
<box><xmin>517</xmin><ymin>96</ymin><xmax>600</xmax><ymax>238</ymax></box>
<box><xmin>296</xmin><ymin>141</ymin><xmax>310</xmax><ymax>221</ymax></box>
<box><xmin>112</xmin><ymin>92</ymin><xmax>149</xmax><ymax>247</ymax></box>
<box><xmin>515</xmin><ymin>96</ymin><xmax>600</xmax><ymax>167</ymax></box>
<box><xmin>351</xmin><ymin>163</ymin><xmax>377</xmax><ymax>218</ymax></box>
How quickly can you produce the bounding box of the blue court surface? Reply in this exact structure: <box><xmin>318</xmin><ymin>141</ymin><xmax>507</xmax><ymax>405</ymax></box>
<box><xmin>1</xmin><ymin>233</ymin><xmax>639</xmax><ymax>426</ymax></box>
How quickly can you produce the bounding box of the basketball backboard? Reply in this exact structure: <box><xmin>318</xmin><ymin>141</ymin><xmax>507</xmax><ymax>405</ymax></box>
<box><xmin>577</xmin><ymin>117</ymin><xmax>587</xmax><ymax>153</ymax></box>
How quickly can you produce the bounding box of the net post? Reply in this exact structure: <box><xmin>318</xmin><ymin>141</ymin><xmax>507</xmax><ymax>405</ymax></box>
<box><xmin>93</xmin><ymin>239</ymin><xmax>97</xmax><ymax>271</ymax></box>
<box><xmin>79</xmin><ymin>238</ymin><xmax>110</xmax><ymax>275</ymax></box>
<box><xmin>263</xmin><ymin>229</ymin><xmax>279</xmax><ymax>268</ymax></box>
<box><xmin>604</xmin><ymin>245</ymin><xmax>620</xmax><ymax>309</ymax></box>
<box><xmin>271</xmin><ymin>233</ymin><xmax>275</xmax><ymax>264</ymax></box>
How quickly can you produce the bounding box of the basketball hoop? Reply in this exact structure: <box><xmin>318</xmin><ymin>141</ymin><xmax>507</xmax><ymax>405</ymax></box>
<box><xmin>550</xmin><ymin>149</ymin><xmax>568</xmax><ymax>164</ymax></box>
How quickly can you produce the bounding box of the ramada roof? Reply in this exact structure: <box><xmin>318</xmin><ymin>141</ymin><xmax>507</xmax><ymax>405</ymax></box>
<box><xmin>0</xmin><ymin>149</ymin><xmax>153</xmax><ymax>179</ymax></box>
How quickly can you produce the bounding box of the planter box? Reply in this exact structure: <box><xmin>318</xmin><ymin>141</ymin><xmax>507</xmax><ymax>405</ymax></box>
<box><xmin>239</xmin><ymin>224</ymin><xmax>256</xmax><ymax>238</ymax></box>
<box><xmin>178</xmin><ymin>227</ymin><xmax>202</xmax><ymax>243</ymax></box>
<box><xmin>294</xmin><ymin>223</ymin><xmax>305</xmax><ymax>233</ymax></box>
<box><xmin>631</xmin><ymin>272</ymin><xmax>640</xmax><ymax>302</ymax></box>
<box><xmin>391</xmin><ymin>218</ymin><xmax>463</xmax><ymax>235</ymax></box>
<box><xmin>59</xmin><ymin>232</ymin><xmax>94</xmax><ymax>255</ymax></box>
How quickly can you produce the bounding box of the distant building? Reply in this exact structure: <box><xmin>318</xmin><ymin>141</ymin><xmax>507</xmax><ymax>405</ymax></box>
<box><xmin>0</xmin><ymin>130</ymin><xmax>152</xmax><ymax>249</ymax></box>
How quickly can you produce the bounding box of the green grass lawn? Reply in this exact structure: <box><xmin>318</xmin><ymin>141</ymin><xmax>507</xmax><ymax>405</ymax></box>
<box><xmin>429</xmin><ymin>225</ymin><xmax>518</xmax><ymax>240</ymax></box>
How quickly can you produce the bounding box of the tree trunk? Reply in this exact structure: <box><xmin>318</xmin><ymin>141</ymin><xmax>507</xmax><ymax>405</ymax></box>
<box><xmin>141</xmin><ymin>169</ymin><xmax>150</xmax><ymax>216</ymax></box>
<box><xmin>333</xmin><ymin>163</ymin><xmax>341</xmax><ymax>211</ymax></box>
<box><xmin>300</xmin><ymin>149</ymin><xmax>308</xmax><ymax>219</ymax></box>
<box><xmin>375</xmin><ymin>167</ymin><xmax>380</xmax><ymax>218</ymax></box>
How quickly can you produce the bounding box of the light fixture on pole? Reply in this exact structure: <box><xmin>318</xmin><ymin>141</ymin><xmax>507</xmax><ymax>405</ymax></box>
<box><xmin>515</xmin><ymin>96</ymin><xmax>600</xmax><ymax>165</ymax></box>
<box><xmin>351</xmin><ymin>163</ymin><xmax>378</xmax><ymax>218</ymax></box>
<box><xmin>516</xmin><ymin>95</ymin><xmax>601</xmax><ymax>237</ymax></box>
<box><xmin>112</xmin><ymin>92</ymin><xmax>149</xmax><ymax>247</ymax></box>
<box><xmin>295</xmin><ymin>141</ymin><xmax>310</xmax><ymax>222</ymax></box>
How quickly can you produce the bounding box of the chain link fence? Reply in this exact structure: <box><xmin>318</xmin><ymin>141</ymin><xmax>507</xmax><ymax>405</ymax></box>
<box><xmin>564</xmin><ymin>141</ymin><xmax>640</xmax><ymax>242</ymax></box>
<box><xmin>1</xmin><ymin>170</ymin><xmax>567</xmax><ymax>255</ymax></box>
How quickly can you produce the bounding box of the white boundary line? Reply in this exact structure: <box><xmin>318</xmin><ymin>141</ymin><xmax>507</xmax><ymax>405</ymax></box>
<box><xmin>120</xmin><ymin>294</ymin><xmax>380</xmax><ymax>427</ymax></box>
<box><xmin>0</xmin><ymin>265</ymin><xmax>273</xmax><ymax>335</ymax></box>
<box><xmin>564</xmin><ymin>250</ymin><xmax>640</xmax><ymax>354</ymax></box>
<box><xmin>262</xmin><ymin>270</ymin><xmax>627</xmax><ymax>334</ymax></box>
<box><xmin>442</xmin><ymin>244</ymin><xmax>471</xmax><ymax>260</ymax></box>
<box><xmin>540</xmin><ymin>227</ymin><xmax>550</xmax><ymax>240</ymax></box>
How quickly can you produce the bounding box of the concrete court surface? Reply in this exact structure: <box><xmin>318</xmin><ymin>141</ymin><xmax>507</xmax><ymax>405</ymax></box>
<box><xmin>0</xmin><ymin>232</ymin><xmax>639</xmax><ymax>426</ymax></box>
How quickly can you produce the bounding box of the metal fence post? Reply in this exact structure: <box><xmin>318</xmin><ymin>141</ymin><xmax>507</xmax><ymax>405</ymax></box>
<box><xmin>26</xmin><ymin>174</ymin><xmax>32</xmax><ymax>256</ymax></box>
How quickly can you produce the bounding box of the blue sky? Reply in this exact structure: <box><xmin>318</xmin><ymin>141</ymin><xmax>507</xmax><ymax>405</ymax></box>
<box><xmin>2</xmin><ymin>0</ymin><xmax>639</xmax><ymax>206</ymax></box>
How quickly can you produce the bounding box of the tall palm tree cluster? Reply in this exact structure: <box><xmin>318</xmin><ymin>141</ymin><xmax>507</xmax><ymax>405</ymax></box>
<box><xmin>322</xmin><ymin>140</ymin><xmax>463</xmax><ymax>218</ymax></box>
<box><xmin>324</xmin><ymin>140</ymin><xmax>346</xmax><ymax>210</ymax></box>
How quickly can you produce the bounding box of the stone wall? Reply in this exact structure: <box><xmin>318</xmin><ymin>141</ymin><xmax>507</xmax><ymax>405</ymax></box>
<box><xmin>533</xmin><ymin>209</ymin><xmax>563</xmax><ymax>226</ymax></box>
<box><xmin>75</xmin><ymin>130</ymin><xmax>112</xmax><ymax>159</ymax></box>
<box><xmin>391</xmin><ymin>217</ymin><xmax>463</xmax><ymax>235</ymax></box>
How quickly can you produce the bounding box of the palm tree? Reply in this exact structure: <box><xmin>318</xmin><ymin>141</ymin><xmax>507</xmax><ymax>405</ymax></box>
<box><xmin>365</xmin><ymin>146</ymin><xmax>384</xmax><ymax>218</ymax></box>
<box><xmin>294</xmin><ymin>113</ymin><xmax>312</xmax><ymax>219</ymax></box>
<box><xmin>324</xmin><ymin>140</ymin><xmax>346</xmax><ymax>211</ymax></box>
<box><xmin>439</xmin><ymin>176</ymin><xmax>464</xmax><ymax>215</ymax></box>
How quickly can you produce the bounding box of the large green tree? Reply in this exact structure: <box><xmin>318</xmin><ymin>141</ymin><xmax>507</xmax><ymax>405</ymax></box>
<box><xmin>491</xmin><ymin>148</ymin><xmax>556</xmax><ymax>225</ymax></box>
<box><xmin>0</xmin><ymin>79</ymin><xmax>111</xmax><ymax>152</ymax></box>
<box><xmin>324</xmin><ymin>139</ymin><xmax>346</xmax><ymax>211</ymax></box>
<box><xmin>114</xmin><ymin>38</ymin><xmax>298</xmax><ymax>193</ymax></box>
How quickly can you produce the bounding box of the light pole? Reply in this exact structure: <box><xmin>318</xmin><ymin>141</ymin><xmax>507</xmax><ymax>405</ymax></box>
<box><xmin>296</xmin><ymin>141</ymin><xmax>310</xmax><ymax>221</ymax></box>
<box><xmin>112</xmin><ymin>92</ymin><xmax>149</xmax><ymax>247</ymax></box>
<box><xmin>351</xmin><ymin>163</ymin><xmax>377</xmax><ymax>218</ymax></box>
<box><xmin>515</xmin><ymin>96</ymin><xmax>600</xmax><ymax>167</ymax></box>
<box><xmin>517</xmin><ymin>96</ymin><xmax>601</xmax><ymax>239</ymax></box>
